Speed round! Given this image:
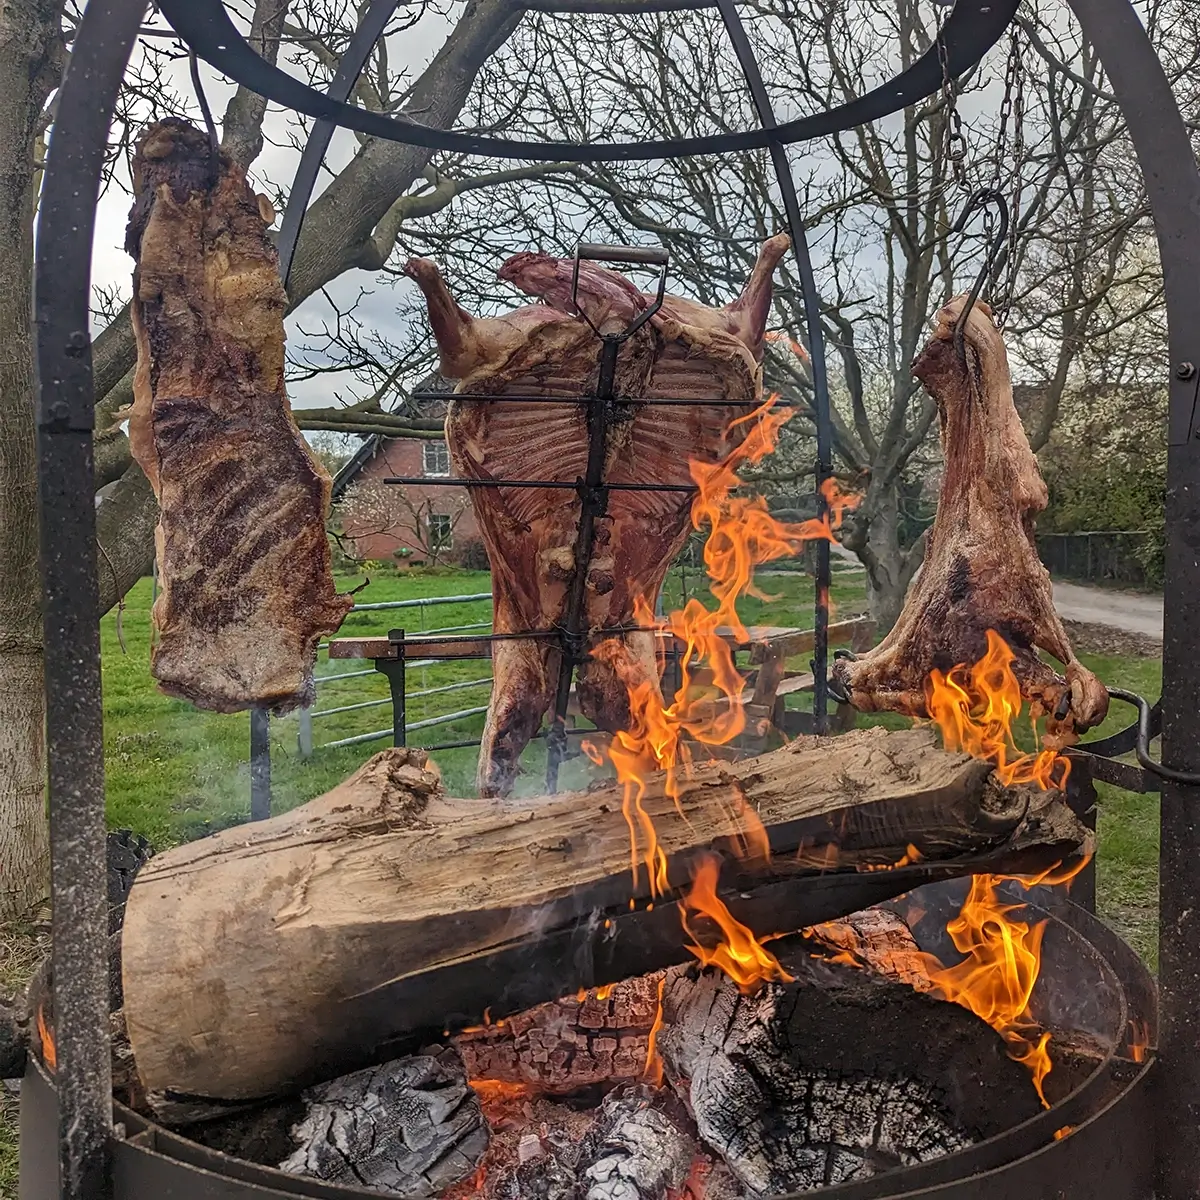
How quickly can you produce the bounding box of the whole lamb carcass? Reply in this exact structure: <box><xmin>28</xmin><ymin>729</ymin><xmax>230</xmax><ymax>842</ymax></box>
<box><xmin>406</xmin><ymin>236</ymin><xmax>791</xmax><ymax>797</ymax></box>
<box><xmin>831</xmin><ymin>296</ymin><xmax>1108</xmax><ymax>745</ymax></box>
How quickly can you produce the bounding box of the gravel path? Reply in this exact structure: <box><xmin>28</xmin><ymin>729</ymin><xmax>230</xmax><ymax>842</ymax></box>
<box><xmin>1051</xmin><ymin>582</ymin><xmax>1163</xmax><ymax>640</ymax></box>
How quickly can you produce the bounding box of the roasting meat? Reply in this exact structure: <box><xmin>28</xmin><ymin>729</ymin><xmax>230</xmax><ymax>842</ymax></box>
<box><xmin>831</xmin><ymin>297</ymin><xmax>1108</xmax><ymax>742</ymax></box>
<box><xmin>407</xmin><ymin>236</ymin><xmax>790</xmax><ymax>796</ymax></box>
<box><xmin>125</xmin><ymin>119</ymin><xmax>352</xmax><ymax>713</ymax></box>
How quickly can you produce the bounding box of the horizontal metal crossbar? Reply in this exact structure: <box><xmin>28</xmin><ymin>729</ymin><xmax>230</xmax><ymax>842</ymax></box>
<box><xmin>349</xmin><ymin>591</ymin><xmax>493</xmax><ymax>610</ymax></box>
<box><xmin>385</xmin><ymin>476</ymin><xmax>699</xmax><ymax>493</ymax></box>
<box><xmin>322</xmin><ymin>704</ymin><xmax>491</xmax><ymax>750</ymax></box>
<box><xmin>438</xmin><ymin>392</ymin><xmax>798</xmax><ymax>407</ymax></box>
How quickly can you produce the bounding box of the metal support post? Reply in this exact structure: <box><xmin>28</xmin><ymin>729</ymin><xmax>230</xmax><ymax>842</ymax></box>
<box><xmin>374</xmin><ymin>629</ymin><xmax>408</xmax><ymax>747</ymax></box>
<box><xmin>249</xmin><ymin>708</ymin><xmax>271</xmax><ymax>821</ymax></box>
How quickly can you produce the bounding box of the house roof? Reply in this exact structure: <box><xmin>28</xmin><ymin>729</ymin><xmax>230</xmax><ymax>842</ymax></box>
<box><xmin>330</xmin><ymin>372</ymin><xmax>451</xmax><ymax>501</ymax></box>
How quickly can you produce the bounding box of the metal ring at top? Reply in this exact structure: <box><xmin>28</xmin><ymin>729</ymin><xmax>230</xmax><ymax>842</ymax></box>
<box><xmin>158</xmin><ymin>0</ymin><xmax>1018</xmax><ymax>163</ymax></box>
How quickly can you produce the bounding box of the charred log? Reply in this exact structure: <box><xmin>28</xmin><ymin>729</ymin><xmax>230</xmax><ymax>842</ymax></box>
<box><xmin>277</xmin><ymin>1047</ymin><xmax>487</xmax><ymax>1196</ymax></box>
<box><xmin>124</xmin><ymin>118</ymin><xmax>351</xmax><ymax>714</ymax></box>
<box><xmin>657</xmin><ymin>951</ymin><xmax>1042</xmax><ymax>1196</ymax></box>
<box><xmin>832</xmin><ymin>298</ymin><xmax>1107</xmax><ymax>742</ymax></box>
<box><xmin>456</xmin><ymin>973</ymin><xmax>668</xmax><ymax>1093</ymax></box>
<box><xmin>116</xmin><ymin>729</ymin><xmax>1090</xmax><ymax>1111</ymax></box>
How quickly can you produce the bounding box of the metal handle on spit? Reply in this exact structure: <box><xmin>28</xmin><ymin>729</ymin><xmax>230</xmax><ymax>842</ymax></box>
<box><xmin>571</xmin><ymin>242</ymin><xmax>669</xmax><ymax>340</ymax></box>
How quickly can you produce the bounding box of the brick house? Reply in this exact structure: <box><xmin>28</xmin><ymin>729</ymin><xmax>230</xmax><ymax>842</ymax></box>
<box><xmin>332</xmin><ymin>382</ymin><xmax>483</xmax><ymax>566</ymax></box>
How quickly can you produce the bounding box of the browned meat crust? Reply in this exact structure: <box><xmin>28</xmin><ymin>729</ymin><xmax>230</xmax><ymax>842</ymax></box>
<box><xmin>126</xmin><ymin>119</ymin><xmax>352</xmax><ymax>713</ymax></box>
<box><xmin>407</xmin><ymin>236</ymin><xmax>791</xmax><ymax>796</ymax></box>
<box><xmin>832</xmin><ymin>297</ymin><xmax>1108</xmax><ymax>743</ymax></box>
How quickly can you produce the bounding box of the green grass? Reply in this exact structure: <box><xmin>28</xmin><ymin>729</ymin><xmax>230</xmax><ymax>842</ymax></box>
<box><xmin>98</xmin><ymin>561</ymin><xmax>873</xmax><ymax>845</ymax></box>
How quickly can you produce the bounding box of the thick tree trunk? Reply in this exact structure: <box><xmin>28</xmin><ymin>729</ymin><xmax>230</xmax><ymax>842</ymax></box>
<box><xmin>0</xmin><ymin>0</ymin><xmax>65</xmax><ymax>917</ymax></box>
<box><xmin>117</xmin><ymin>728</ymin><xmax>1089</xmax><ymax>1109</ymax></box>
<box><xmin>850</xmin><ymin>478</ymin><xmax>917</xmax><ymax>634</ymax></box>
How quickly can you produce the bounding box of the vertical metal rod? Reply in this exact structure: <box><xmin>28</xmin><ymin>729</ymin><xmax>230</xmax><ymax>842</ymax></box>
<box><xmin>376</xmin><ymin>629</ymin><xmax>408</xmax><ymax>747</ymax></box>
<box><xmin>546</xmin><ymin>337</ymin><xmax>620</xmax><ymax>792</ymax></box>
<box><xmin>1061</xmin><ymin>1</ymin><xmax>1200</xmax><ymax>1194</ymax></box>
<box><xmin>249</xmin><ymin>708</ymin><xmax>271</xmax><ymax>820</ymax></box>
<box><xmin>715</xmin><ymin>0</ymin><xmax>834</xmax><ymax>732</ymax></box>
<box><xmin>275</xmin><ymin>0</ymin><xmax>402</xmax><ymax>287</ymax></box>
<box><xmin>33</xmin><ymin>0</ymin><xmax>147</xmax><ymax>1195</ymax></box>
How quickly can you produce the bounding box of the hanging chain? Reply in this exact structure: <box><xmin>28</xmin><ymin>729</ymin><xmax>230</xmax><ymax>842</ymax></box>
<box><xmin>993</xmin><ymin>22</ymin><xmax>1026</xmax><ymax>325</ymax></box>
<box><xmin>937</xmin><ymin>7</ymin><xmax>968</xmax><ymax>189</ymax></box>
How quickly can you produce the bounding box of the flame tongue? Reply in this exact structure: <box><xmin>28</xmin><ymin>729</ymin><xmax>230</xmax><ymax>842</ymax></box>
<box><xmin>680</xmin><ymin>855</ymin><xmax>793</xmax><ymax>994</ymax></box>
<box><xmin>925</xmin><ymin>629</ymin><xmax>1069</xmax><ymax>790</ymax></box>
<box><xmin>920</xmin><ymin>874</ymin><xmax>1054</xmax><ymax>1107</ymax></box>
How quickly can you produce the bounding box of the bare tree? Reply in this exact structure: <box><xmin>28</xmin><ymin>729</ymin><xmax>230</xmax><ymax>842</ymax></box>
<box><xmin>358</xmin><ymin>0</ymin><xmax>1196</xmax><ymax>625</ymax></box>
<box><xmin>340</xmin><ymin>478</ymin><xmax>470</xmax><ymax>565</ymax></box>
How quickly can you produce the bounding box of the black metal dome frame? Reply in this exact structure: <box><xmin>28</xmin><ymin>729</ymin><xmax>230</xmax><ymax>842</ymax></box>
<box><xmin>28</xmin><ymin>0</ymin><xmax>1200</xmax><ymax>1197</ymax></box>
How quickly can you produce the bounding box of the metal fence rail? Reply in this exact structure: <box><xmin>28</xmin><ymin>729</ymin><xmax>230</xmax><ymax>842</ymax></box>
<box><xmin>296</xmin><ymin>589</ymin><xmax>496</xmax><ymax>760</ymax></box>
<box><xmin>1037</xmin><ymin>530</ymin><xmax>1161</xmax><ymax>589</ymax></box>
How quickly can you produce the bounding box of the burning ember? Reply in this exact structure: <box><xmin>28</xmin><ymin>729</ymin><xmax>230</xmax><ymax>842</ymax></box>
<box><xmin>925</xmin><ymin>629</ymin><xmax>1070</xmax><ymax>790</ymax></box>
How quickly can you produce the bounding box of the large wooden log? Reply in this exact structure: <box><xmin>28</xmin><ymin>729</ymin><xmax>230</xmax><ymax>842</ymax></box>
<box><xmin>120</xmin><ymin>727</ymin><xmax>1089</xmax><ymax>1108</ymax></box>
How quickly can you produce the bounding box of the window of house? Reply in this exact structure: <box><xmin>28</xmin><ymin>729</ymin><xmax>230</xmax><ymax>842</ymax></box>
<box><xmin>428</xmin><ymin>513</ymin><xmax>453</xmax><ymax>551</ymax></box>
<box><xmin>422</xmin><ymin>440</ymin><xmax>450</xmax><ymax>477</ymax></box>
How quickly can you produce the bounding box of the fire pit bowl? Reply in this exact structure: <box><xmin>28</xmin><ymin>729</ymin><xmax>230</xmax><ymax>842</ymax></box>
<box><xmin>19</xmin><ymin>879</ymin><xmax>1156</xmax><ymax>1200</ymax></box>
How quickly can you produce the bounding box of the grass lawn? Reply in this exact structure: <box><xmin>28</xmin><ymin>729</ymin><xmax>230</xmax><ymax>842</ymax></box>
<box><xmin>98</xmin><ymin>560</ymin><xmax>875</xmax><ymax>845</ymax></box>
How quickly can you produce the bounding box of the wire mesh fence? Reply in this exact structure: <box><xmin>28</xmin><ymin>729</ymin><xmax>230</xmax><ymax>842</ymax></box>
<box><xmin>1036</xmin><ymin>531</ymin><xmax>1162</xmax><ymax>589</ymax></box>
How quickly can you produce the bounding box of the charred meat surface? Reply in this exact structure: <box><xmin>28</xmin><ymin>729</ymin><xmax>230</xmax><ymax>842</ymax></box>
<box><xmin>406</xmin><ymin>236</ymin><xmax>790</xmax><ymax>796</ymax></box>
<box><xmin>125</xmin><ymin>118</ymin><xmax>351</xmax><ymax>713</ymax></box>
<box><xmin>832</xmin><ymin>297</ymin><xmax>1108</xmax><ymax>743</ymax></box>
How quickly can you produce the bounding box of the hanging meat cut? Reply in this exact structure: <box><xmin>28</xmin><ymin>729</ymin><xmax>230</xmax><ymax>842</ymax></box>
<box><xmin>407</xmin><ymin>236</ymin><xmax>791</xmax><ymax>797</ymax></box>
<box><xmin>831</xmin><ymin>297</ymin><xmax>1108</xmax><ymax>742</ymax></box>
<box><xmin>125</xmin><ymin>119</ymin><xmax>352</xmax><ymax>713</ymax></box>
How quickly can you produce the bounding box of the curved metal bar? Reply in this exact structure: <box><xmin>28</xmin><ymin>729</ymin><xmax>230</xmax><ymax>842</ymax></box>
<box><xmin>157</xmin><ymin>0</ymin><xmax>1018</xmax><ymax>163</ymax></box>
<box><xmin>713</xmin><ymin>0</ymin><xmax>834</xmax><ymax>731</ymax></box>
<box><xmin>1061</xmin><ymin>2</ymin><xmax>1200</xmax><ymax>1195</ymax></box>
<box><xmin>1106</xmin><ymin>688</ymin><xmax>1200</xmax><ymax>786</ymax></box>
<box><xmin>950</xmin><ymin>187</ymin><xmax>1009</xmax><ymax>360</ymax></box>
<box><xmin>276</xmin><ymin>0</ymin><xmax>402</xmax><ymax>287</ymax></box>
<box><xmin>33</xmin><ymin>0</ymin><xmax>148</xmax><ymax>1195</ymax></box>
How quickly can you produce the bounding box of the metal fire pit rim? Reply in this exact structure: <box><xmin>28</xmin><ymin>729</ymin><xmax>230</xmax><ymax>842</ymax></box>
<box><xmin>19</xmin><ymin>891</ymin><xmax>1156</xmax><ymax>1200</ymax></box>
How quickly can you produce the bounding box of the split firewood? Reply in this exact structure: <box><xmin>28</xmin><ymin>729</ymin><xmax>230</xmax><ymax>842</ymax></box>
<box><xmin>657</xmin><ymin>951</ymin><xmax>1042</xmax><ymax>1197</ymax></box>
<box><xmin>119</xmin><ymin>727</ymin><xmax>1090</xmax><ymax>1109</ymax></box>
<box><xmin>406</xmin><ymin>236</ymin><xmax>790</xmax><ymax>797</ymax></box>
<box><xmin>277</xmin><ymin>1047</ymin><xmax>487</xmax><ymax>1196</ymax></box>
<box><xmin>456</xmin><ymin>972</ymin><xmax>669</xmax><ymax>1093</ymax></box>
<box><xmin>124</xmin><ymin>118</ymin><xmax>351</xmax><ymax>713</ymax></box>
<box><xmin>832</xmin><ymin>297</ymin><xmax>1108</xmax><ymax>742</ymax></box>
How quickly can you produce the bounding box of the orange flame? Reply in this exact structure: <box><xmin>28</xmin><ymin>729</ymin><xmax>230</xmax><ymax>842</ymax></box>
<box><xmin>36</xmin><ymin>1003</ymin><xmax>55</xmax><ymax>1072</ymax></box>
<box><xmin>920</xmin><ymin>874</ymin><xmax>1054</xmax><ymax>1107</ymax></box>
<box><xmin>680</xmin><ymin>855</ymin><xmax>794</xmax><ymax>994</ymax></box>
<box><xmin>1128</xmin><ymin>1019</ymin><xmax>1150</xmax><ymax>1064</ymax></box>
<box><xmin>925</xmin><ymin>629</ymin><xmax>1070</xmax><ymax>790</ymax></box>
<box><xmin>594</xmin><ymin>396</ymin><xmax>858</xmax><ymax>905</ymax></box>
<box><xmin>644</xmin><ymin>976</ymin><xmax>666</xmax><ymax>1086</ymax></box>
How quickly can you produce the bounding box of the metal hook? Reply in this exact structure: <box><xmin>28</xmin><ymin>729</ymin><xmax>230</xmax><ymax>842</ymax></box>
<box><xmin>189</xmin><ymin>51</ymin><xmax>222</xmax><ymax>187</ymax></box>
<box><xmin>950</xmin><ymin>187</ymin><xmax>1010</xmax><ymax>361</ymax></box>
